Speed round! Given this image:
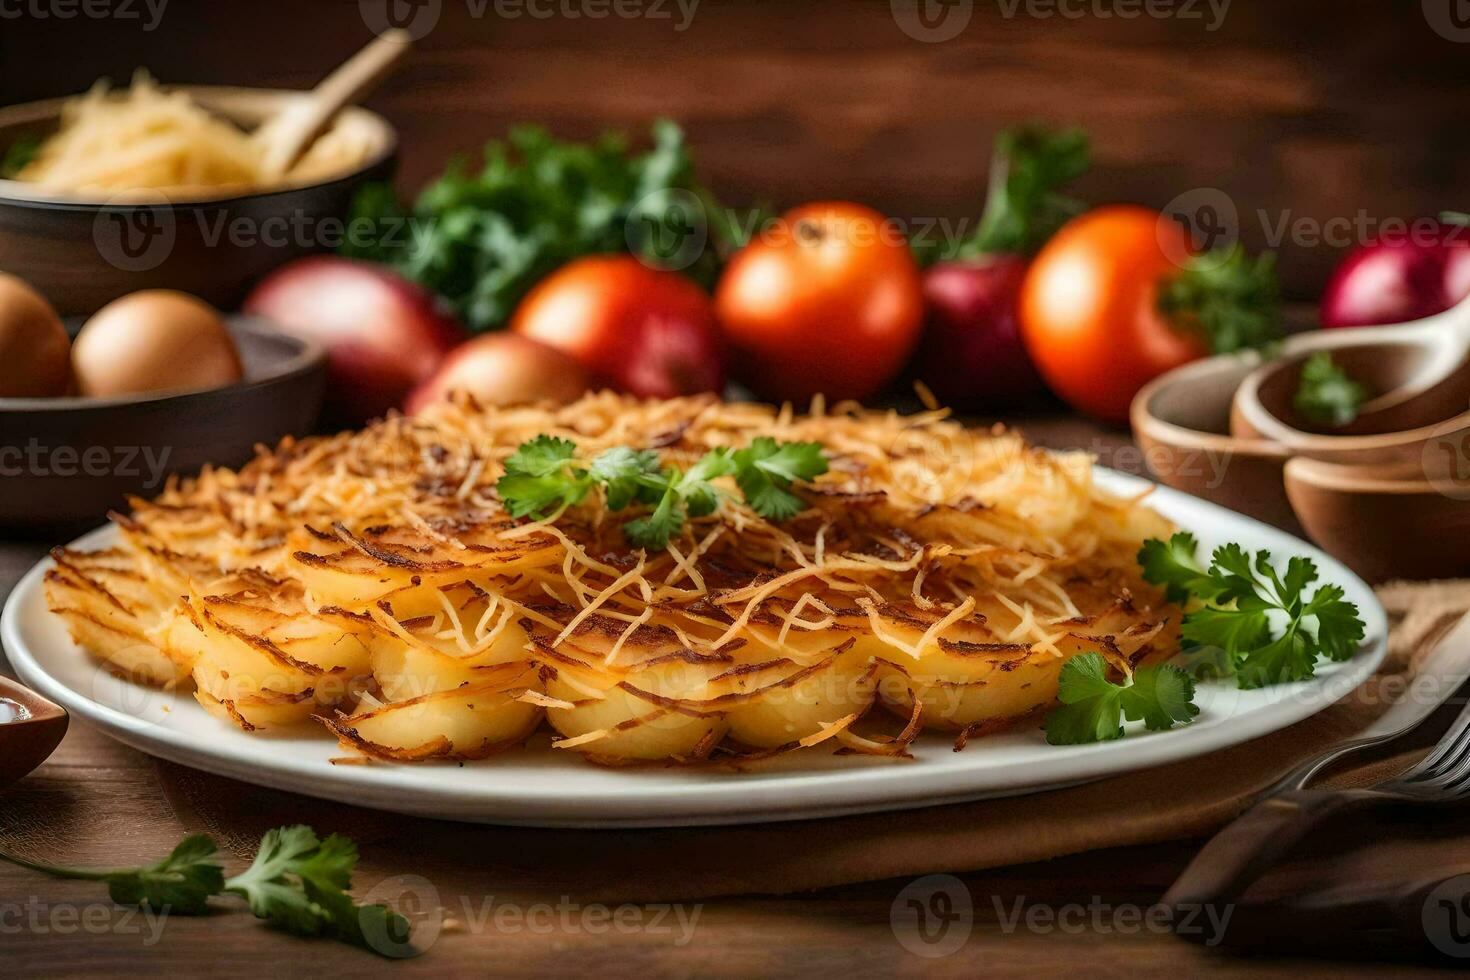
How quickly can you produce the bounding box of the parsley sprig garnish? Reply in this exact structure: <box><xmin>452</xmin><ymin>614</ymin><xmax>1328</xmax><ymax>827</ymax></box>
<box><xmin>1043</xmin><ymin>652</ymin><xmax>1199</xmax><ymax>745</ymax></box>
<box><xmin>0</xmin><ymin>826</ymin><xmax>412</xmax><ymax>957</ymax></box>
<box><xmin>1294</xmin><ymin>351</ymin><xmax>1366</xmax><ymax>427</ymax></box>
<box><xmin>496</xmin><ymin>435</ymin><xmax>828</xmax><ymax>549</ymax></box>
<box><xmin>1139</xmin><ymin>532</ymin><xmax>1365</xmax><ymax>689</ymax></box>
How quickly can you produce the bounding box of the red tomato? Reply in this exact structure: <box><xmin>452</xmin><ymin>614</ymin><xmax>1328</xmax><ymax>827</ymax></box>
<box><xmin>714</xmin><ymin>202</ymin><xmax>924</xmax><ymax>403</ymax></box>
<box><xmin>1019</xmin><ymin>205</ymin><xmax>1207</xmax><ymax>423</ymax></box>
<box><xmin>511</xmin><ymin>255</ymin><xmax>724</xmax><ymax>399</ymax></box>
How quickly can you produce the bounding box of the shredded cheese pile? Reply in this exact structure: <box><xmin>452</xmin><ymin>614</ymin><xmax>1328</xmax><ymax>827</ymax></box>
<box><xmin>14</xmin><ymin>72</ymin><xmax>377</xmax><ymax>198</ymax></box>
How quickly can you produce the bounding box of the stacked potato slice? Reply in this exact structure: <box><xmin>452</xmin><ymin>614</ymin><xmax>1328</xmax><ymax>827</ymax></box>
<box><xmin>45</xmin><ymin>393</ymin><xmax>1183</xmax><ymax>765</ymax></box>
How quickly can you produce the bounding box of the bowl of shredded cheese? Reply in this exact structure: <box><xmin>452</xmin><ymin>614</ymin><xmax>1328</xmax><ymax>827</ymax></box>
<box><xmin>0</xmin><ymin>73</ymin><xmax>397</xmax><ymax>315</ymax></box>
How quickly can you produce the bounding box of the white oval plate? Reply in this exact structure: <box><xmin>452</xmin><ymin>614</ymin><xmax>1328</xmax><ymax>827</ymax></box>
<box><xmin>2</xmin><ymin>469</ymin><xmax>1387</xmax><ymax>828</ymax></box>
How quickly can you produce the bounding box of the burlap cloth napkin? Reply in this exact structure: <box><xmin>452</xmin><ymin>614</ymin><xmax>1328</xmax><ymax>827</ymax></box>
<box><xmin>10</xmin><ymin>581</ymin><xmax>1470</xmax><ymax>906</ymax></box>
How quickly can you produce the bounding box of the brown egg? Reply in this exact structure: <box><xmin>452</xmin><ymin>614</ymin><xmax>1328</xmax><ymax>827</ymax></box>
<box><xmin>0</xmin><ymin>273</ymin><xmax>71</xmax><ymax>398</ymax></box>
<box><xmin>72</xmin><ymin>290</ymin><xmax>243</xmax><ymax>398</ymax></box>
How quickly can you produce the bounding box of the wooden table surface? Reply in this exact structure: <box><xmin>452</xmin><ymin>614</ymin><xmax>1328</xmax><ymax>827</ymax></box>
<box><xmin>0</xmin><ymin>418</ymin><xmax>1444</xmax><ymax>977</ymax></box>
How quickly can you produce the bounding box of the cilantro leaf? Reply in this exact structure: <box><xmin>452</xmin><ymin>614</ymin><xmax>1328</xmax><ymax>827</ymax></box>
<box><xmin>0</xmin><ymin>833</ymin><xmax>224</xmax><ymax>915</ymax></box>
<box><xmin>1138</xmin><ymin>535</ymin><xmax>1367</xmax><ymax>690</ymax></box>
<box><xmin>496</xmin><ymin>435</ymin><xmax>591</xmax><ymax>518</ymax></box>
<box><xmin>1137</xmin><ymin>532</ymin><xmax>1216</xmax><ymax>603</ymax></box>
<box><xmin>503</xmin><ymin>434</ymin><xmax>578</xmax><ymax>477</ymax></box>
<box><xmin>1180</xmin><ymin>603</ymin><xmax>1273</xmax><ymax>663</ymax></box>
<box><xmin>1120</xmin><ymin>665</ymin><xmax>1199</xmax><ymax>731</ymax></box>
<box><xmin>731</xmin><ymin>438</ymin><xmax>827</xmax><ymax>522</ymax></box>
<box><xmin>677</xmin><ymin>448</ymin><xmax>737</xmax><ymax>518</ymax></box>
<box><xmin>226</xmin><ymin>826</ymin><xmax>410</xmax><ymax>953</ymax></box>
<box><xmin>1294</xmin><ymin>352</ymin><xmax>1366</xmax><ymax>427</ymax></box>
<box><xmin>499</xmin><ymin>436</ymin><xmax>827</xmax><ymax>548</ymax></box>
<box><xmin>1044</xmin><ymin>652</ymin><xmax>1126</xmax><ymax>744</ymax></box>
<box><xmin>622</xmin><ymin>487</ymin><xmax>685</xmax><ymax>550</ymax></box>
<box><xmin>1</xmin><ymin>826</ymin><xmax>413</xmax><ymax>957</ymax></box>
<box><xmin>1234</xmin><ymin>627</ymin><xmax>1315</xmax><ymax>688</ymax></box>
<box><xmin>104</xmin><ymin>834</ymin><xmax>226</xmax><ymax>914</ymax></box>
<box><xmin>590</xmin><ymin>446</ymin><xmax>664</xmax><ymax>510</ymax></box>
<box><xmin>0</xmin><ymin>134</ymin><xmax>40</xmax><ymax>178</ymax></box>
<box><xmin>1303</xmin><ymin>584</ymin><xmax>1364</xmax><ymax>662</ymax></box>
<box><xmin>1043</xmin><ymin>652</ymin><xmax>1199</xmax><ymax>745</ymax></box>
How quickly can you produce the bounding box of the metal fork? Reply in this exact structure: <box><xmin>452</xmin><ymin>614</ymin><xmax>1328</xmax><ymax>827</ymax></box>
<box><xmin>1165</xmin><ymin>694</ymin><xmax>1470</xmax><ymax>911</ymax></box>
<box><xmin>1165</xmin><ymin>616</ymin><xmax>1470</xmax><ymax>912</ymax></box>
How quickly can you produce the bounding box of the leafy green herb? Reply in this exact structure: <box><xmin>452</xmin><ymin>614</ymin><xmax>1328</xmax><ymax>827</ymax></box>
<box><xmin>589</xmin><ymin>446</ymin><xmax>665</xmax><ymax>510</ymax></box>
<box><xmin>1157</xmin><ymin>245</ymin><xmax>1281</xmax><ymax>354</ymax></box>
<box><xmin>0</xmin><ymin>825</ymin><xmax>410</xmax><ymax>956</ymax></box>
<box><xmin>495</xmin><ymin>435</ymin><xmax>592</xmax><ymax>518</ymax></box>
<box><xmin>224</xmin><ymin>826</ymin><xmax>408</xmax><ymax>951</ymax></box>
<box><xmin>1294</xmin><ymin>352</ymin><xmax>1366</xmax><ymax>427</ymax></box>
<box><xmin>0</xmin><ymin>833</ymin><xmax>223</xmax><ymax>914</ymax></box>
<box><xmin>341</xmin><ymin>121</ymin><xmax>736</xmax><ymax>331</ymax></box>
<box><xmin>0</xmin><ymin>134</ymin><xmax>40</xmax><ymax>178</ymax></box>
<box><xmin>730</xmin><ymin>437</ymin><xmax>830</xmax><ymax>522</ymax></box>
<box><xmin>918</xmin><ymin>125</ymin><xmax>1089</xmax><ymax>264</ymax></box>
<box><xmin>1043</xmin><ymin>652</ymin><xmax>1198</xmax><ymax>745</ymax></box>
<box><xmin>495</xmin><ymin>436</ymin><xmax>828</xmax><ymax>549</ymax></box>
<box><xmin>1138</xmin><ymin>533</ymin><xmax>1365</xmax><ymax>689</ymax></box>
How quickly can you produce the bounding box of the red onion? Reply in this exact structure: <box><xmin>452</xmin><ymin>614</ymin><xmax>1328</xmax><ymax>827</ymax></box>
<box><xmin>1320</xmin><ymin>221</ymin><xmax>1470</xmax><ymax>328</ymax></box>
<box><xmin>245</xmin><ymin>257</ymin><xmax>466</xmax><ymax>424</ymax></box>
<box><xmin>911</xmin><ymin>255</ymin><xmax>1046</xmax><ymax>407</ymax></box>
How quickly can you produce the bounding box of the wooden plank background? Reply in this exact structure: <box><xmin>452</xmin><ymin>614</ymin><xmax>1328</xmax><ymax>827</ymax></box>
<box><xmin>1</xmin><ymin>0</ymin><xmax>1467</xmax><ymax>299</ymax></box>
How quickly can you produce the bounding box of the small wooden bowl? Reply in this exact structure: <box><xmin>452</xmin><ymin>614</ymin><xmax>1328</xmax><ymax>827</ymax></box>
<box><xmin>0</xmin><ymin>86</ymin><xmax>397</xmax><ymax>315</ymax></box>
<box><xmin>1232</xmin><ymin>344</ymin><xmax>1470</xmax><ymax>471</ymax></box>
<box><xmin>1135</xmin><ymin>344</ymin><xmax>1470</xmax><ymax>581</ymax></box>
<box><xmin>0</xmin><ymin>676</ymin><xmax>67</xmax><ymax>788</ymax></box>
<box><xmin>1284</xmin><ymin>457</ymin><xmax>1470</xmax><ymax>582</ymax></box>
<box><xmin>0</xmin><ymin>317</ymin><xmax>325</xmax><ymax>529</ymax></box>
<box><xmin>1131</xmin><ymin>352</ymin><xmax>1301</xmax><ymax>534</ymax></box>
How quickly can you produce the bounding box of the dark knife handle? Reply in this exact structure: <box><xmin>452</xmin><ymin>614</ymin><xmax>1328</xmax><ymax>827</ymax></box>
<box><xmin>1175</xmin><ymin>867</ymin><xmax>1470</xmax><ymax>959</ymax></box>
<box><xmin>1163</xmin><ymin>788</ymin><xmax>1379</xmax><ymax>914</ymax></box>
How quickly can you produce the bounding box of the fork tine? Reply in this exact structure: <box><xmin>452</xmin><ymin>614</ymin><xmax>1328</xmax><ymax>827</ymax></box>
<box><xmin>1394</xmin><ymin>704</ymin><xmax>1470</xmax><ymax>793</ymax></box>
<box><xmin>1406</xmin><ymin>729</ymin><xmax>1470</xmax><ymax>791</ymax></box>
<box><xmin>1401</xmin><ymin>700</ymin><xmax>1470</xmax><ymax>783</ymax></box>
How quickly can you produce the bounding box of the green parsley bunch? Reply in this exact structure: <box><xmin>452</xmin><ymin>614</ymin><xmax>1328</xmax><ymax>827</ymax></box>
<box><xmin>1139</xmin><ymin>532</ymin><xmax>1365</xmax><ymax>689</ymax></box>
<box><xmin>495</xmin><ymin>434</ymin><xmax>828</xmax><ymax>549</ymax></box>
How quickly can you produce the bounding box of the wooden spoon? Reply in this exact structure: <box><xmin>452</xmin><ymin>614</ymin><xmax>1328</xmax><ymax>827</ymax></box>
<box><xmin>1233</xmin><ymin>293</ymin><xmax>1470</xmax><ymax>442</ymax></box>
<box><xmin>0</xmin><ymin>676</ymin><xmax>67</xmax><ymax>788</ymax></box>
<box><xmin>253</xmin><ymin>29</ymin><xmax>412</xmax><ymax>181</ymax></box>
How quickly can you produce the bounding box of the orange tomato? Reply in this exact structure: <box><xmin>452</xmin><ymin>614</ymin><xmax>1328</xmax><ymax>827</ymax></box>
<box><xmin>1019</xmin><ymin>205</ymin><xmax>1207</xmax><ymax>423</ymax></box>
<box><xmin>714</xmin><ymin>202</ymin><xmax>924</xmax><ymax>403</ymax></box>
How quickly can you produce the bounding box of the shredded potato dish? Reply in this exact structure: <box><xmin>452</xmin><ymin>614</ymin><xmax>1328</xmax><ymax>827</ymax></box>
<box><xmin>45</xmin><ymin>394</ymin><xmax>1183</xmax><ymax>765</ymax></box>
<box><xmin>13</xmin><ymin>72</ymin><xmax>376</xmax><ymax>198</ymax></box>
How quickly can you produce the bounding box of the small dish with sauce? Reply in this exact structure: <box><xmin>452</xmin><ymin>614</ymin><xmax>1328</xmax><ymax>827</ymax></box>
<box><xmin>0</xmin><ymin>675</ymin><xmax>67</xmax><ymax>788</ymax></box>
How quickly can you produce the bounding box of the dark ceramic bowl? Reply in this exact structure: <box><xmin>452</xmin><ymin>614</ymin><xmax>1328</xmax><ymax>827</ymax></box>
<box><xmin>0</xmin><ymin>86</ymin><xmax>397</xmax><ymax>315</ymax></box>
<box><xmin>0</xmin><ymin>316</ymin><xmax>325</xmax><ymax>529</ymax></box>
